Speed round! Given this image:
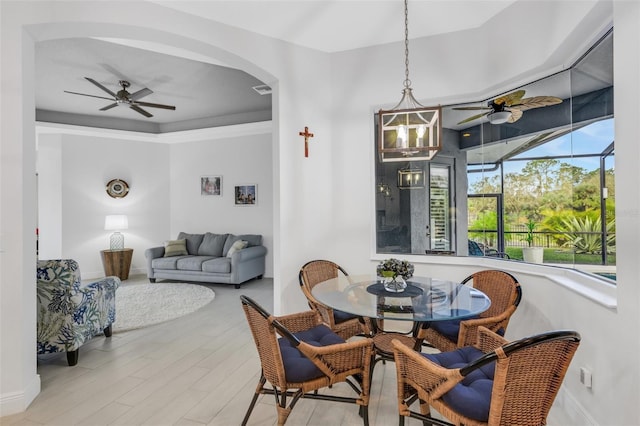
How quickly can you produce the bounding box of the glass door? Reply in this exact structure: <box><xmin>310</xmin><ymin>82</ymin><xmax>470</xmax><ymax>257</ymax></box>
<box><xmin>428</xmin><ymin>164</ymin><xmax>453</xmax><ymax>252</ymax></box>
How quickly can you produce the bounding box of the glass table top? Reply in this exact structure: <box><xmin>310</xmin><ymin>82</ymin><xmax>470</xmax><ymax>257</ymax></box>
<box><xmin>312</xmin><ymin>274</ymin><xmax>491</xmax><ymax>322</ymax></box>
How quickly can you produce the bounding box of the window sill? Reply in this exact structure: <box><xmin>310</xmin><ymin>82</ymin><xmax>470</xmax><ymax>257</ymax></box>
<box><xmin>376</xmin><ymin>254</ymin><xmax>617</xmax><ymax>310</ymax></box>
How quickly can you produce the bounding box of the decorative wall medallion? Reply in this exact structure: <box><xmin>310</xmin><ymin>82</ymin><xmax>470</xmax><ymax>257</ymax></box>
<box><xmin>106</xmin><ymin>179</ymin><xmax>130</xmax><ymax>198</ymax></box>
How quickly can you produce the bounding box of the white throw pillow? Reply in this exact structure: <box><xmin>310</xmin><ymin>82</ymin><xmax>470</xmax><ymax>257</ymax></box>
<box><xmin>164</xmin><ymin>239</ymin><xmax>188</xmax><ymax>257</ymax></box>
<box><xmin>226</xmin><ymin>240</ymin><xmax>248</xmax><ymax>257</ymax></box>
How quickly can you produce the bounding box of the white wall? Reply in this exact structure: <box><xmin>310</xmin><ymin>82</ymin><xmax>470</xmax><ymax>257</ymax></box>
<box><xmin>2</xmin><ymin>1</ymin><xmax>639</xmax><ymax>425</ymax></box>
<box><xmin>37</xmin><ymin>135</ymin><xmax>62</xmax><ymax>258</ymax></box>
<box><xmin>168</xmin><ymin>133</ymin><xmax>274</xmax><ymax>278</ymax></box>
<box><xmin>37</xmin><ymin>132</ymin><xmax>171</xmax><ymax>278</ymax></box>
<box><xmin>36</xmin><ymin>127</ymin><xmax>274</xmax><ymax>280</ymax></box>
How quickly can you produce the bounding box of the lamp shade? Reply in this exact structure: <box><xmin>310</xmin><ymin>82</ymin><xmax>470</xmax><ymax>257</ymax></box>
<box><xmin>104</xmin><ymin>215</ymin><xmax>128</xmax><ymax>231</ymax></box>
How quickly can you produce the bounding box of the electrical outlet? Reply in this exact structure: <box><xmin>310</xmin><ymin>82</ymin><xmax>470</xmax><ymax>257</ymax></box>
<box><xmin>580</xmin><ymin>367</ymin><xmax>592</xmax><ymax>388</ymax></box>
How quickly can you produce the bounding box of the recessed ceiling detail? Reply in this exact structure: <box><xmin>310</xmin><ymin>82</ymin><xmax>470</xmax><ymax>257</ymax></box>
<box><xmin>35</xmin><ymin>38</ymin><xmax>272</xmax><ymax>133</ymax></box>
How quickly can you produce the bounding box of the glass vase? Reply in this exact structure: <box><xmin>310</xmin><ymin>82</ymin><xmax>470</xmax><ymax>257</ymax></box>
<box><xmin>383</xmin><ymin>274</ymin><xmax>407</xmax><ymax>293</ymax></box>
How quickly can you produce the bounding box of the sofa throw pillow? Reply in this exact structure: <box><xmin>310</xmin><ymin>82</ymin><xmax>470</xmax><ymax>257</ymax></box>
<box><xmin>223</xmin><ymin>234</ymin><xmax>262</xmax><ymax>255</ymax></box>
<box><xmin>164</xmin><ymin>239</ymin><xmax>188</xmax><ymax>257</ymax></box>
<box><xmin>177</xmin><ymin>232</ymin><xmax>204</xmax><ymax>255</ymax></box>
<box><xmin>226</xmin><ymin>240</ymin><xmax>248</xmax><ymax>257</ymax></box>
<box><xmin>198</xmin><ymin>233</ymin><xmax>228</xmax><ymax>257</ymax></box>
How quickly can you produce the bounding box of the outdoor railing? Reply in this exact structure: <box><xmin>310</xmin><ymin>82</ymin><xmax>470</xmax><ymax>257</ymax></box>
<box><xmin>469</xmin><ymin>229</ymin><xmax>616</xmax><ymax>266</ymax></box>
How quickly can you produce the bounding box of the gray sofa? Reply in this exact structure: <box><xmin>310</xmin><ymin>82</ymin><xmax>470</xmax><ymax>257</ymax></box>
<box><xmin>145</xmin><ymin>232</ymin><xmax>267</xmax><ymax>288</ymax></box>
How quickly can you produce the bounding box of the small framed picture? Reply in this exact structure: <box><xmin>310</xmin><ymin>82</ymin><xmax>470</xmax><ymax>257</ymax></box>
<box><xmin>234</xmin><ymin>184</ymin><xmax>257</xmax><ymax>205</ymax></box>
<box><xmin>201</xmin><ymin>176</ymin><xmax>222</xmax><ymax>196</ymax></box>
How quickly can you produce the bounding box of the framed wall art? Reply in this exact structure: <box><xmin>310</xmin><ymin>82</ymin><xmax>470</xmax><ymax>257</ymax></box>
<box><xmin>234</xmin><ymin>184</ymin><xmax>257</xmax><ymax>205</ymax></box>
<box><xmin>201</xmin><ymin>176</ymin><xmax>222</xmax><ymax>196</ymax></box>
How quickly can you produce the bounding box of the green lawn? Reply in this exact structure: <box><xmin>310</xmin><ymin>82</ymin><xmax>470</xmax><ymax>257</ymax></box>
<box><xmin>505</xmin><ymin>248</ymin><xmax>616</xmax><ymax>265</ymax></box>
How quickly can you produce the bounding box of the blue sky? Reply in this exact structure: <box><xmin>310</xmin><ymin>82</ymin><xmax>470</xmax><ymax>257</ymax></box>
<box><xmin>509</xmin><ymin>118</ymin><xmax>614</xmax><ymax>171</ymax></box>
<box><xmin>470</xmin><ymin>118</ymin><xmax>614</xmax><ymax>186</ymax></box>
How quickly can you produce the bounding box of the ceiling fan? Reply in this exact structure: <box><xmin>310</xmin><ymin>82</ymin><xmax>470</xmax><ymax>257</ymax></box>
<box><xmin>64</xmin><ymin>77</ymin><xmax>176</xmax><ymax>118</ymax></box>
<box><xmin>454</xmin><ymin>90</ymin><xmax>562</xmax><ymax>125</ymax></box>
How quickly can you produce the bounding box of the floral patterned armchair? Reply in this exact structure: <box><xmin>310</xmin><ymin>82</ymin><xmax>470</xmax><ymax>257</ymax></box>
<box><xmin>37</xmin><ymin>259</ymin><xmax>120</xmax><ymax>366</ymax></box>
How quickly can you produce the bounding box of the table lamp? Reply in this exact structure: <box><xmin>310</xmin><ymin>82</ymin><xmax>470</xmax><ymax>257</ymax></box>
<box><xmin>104</xmin><ymin>214</ymin><xmax>128</xmax><ymax>250</ymax></box>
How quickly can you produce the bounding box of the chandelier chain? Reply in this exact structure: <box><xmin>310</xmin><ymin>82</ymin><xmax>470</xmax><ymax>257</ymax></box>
<box><xmin>403</xmin><ymin>0</ymin><xmax>411</xmax><ymax>89</ymax></box>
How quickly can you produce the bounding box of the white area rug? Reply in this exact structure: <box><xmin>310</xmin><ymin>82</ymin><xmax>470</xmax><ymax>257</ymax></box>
<box><xmin>113</xmin><ymin>283</ymin><xmax>215</xmax><ymax>333</ymax></box>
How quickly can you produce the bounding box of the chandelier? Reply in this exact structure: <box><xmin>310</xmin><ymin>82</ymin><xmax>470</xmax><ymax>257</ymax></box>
<box><xmin>378</xmin><ymin>0</ymin><xmax>441</xmax><ymax>163</ymax></box>
<box><xmin>397</xmin><ymin>167</ymin><xmax>425</xmax><ymax>189</ymax></box>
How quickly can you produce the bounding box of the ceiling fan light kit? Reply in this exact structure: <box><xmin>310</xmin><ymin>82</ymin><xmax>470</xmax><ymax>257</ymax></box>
<box><xmin>378</xmin><ymin>0</ymin><xmax>442</xmax><ymax>163</ymax></box>
<box><xmin>487</xmin><ymin>110</ymin><xmax>512</xmax><ymax>124</ymax></box>
<box><xmin>64</xmin><ymin>77</ymin><xmax>176</xmax><ymax>118</ymax></box>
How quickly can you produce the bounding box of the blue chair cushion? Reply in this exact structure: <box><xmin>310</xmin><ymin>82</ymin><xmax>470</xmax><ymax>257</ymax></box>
<box><xmin>333</xmin><ymin>309</ymin><xmax>359</xmax><ymax>324</ymax></box>
<box><xmin>278</xmin><ymin>324</ymin><xmax>345</xmax><ymax>383</ymax></box>
<box><xmin>423</xmin><ymin>346</ymin><xmax>496</xmax><ymax>422</ymax></box>
<box><xmin>430</xmin><ymin>312</ymin><xmax>481</xmax><ymax>342</ymax></box>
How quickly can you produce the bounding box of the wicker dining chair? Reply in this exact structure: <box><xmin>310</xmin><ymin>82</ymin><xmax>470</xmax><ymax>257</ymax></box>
<box><xmin>299</xmin><ymin>260</ymin><xmax>370</xmax><ymax>340</ymax></box>
<box><xmin>422</xmin><ymin>270</ymin><xmax>522</xmax><ymax>352</ymax></box>
<box><xmin>240</xmin><ymin>295</ymin><xmax>373</xmax><ymax>426</ymax></box>
<box><xmin>392</xmin><ymin>326</ymin><xmax>581</xmax><ymax>426</ymax></box>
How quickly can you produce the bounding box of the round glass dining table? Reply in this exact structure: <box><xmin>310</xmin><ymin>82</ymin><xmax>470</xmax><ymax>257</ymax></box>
<box><xmin>313</xmin><ymin>274</ymin><xmax>492</xmax><ymax>364</ymax></box>
<box><xmin>311</xmin><ymin>274</ymin><xmax>491</xmax><ymax>323</ymax></box>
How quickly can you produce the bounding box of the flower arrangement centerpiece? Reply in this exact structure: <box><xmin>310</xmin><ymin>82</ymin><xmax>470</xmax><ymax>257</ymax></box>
<box><xmin>377</xmin><ymin>258</ymin><xmax>414</xmax><ymax>292</ymax></box>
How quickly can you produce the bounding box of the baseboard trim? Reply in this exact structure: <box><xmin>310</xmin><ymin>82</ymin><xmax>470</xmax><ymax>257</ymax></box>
<box><xmin>0</xmin><ymin>374</ymin><xmax>40</xmax><ymax>417</ymax></box>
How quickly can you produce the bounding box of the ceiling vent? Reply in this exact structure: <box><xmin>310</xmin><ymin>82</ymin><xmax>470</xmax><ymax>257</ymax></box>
<box><xmin>252</xmin><ymin>85</ymin><xmax>272</xmax><ymax>95</ymax></box>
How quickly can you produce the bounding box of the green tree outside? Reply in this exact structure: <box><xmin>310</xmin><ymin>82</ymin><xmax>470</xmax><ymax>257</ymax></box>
<box><xmin>469</xmin><ymin>157</ymin><xmax>615</xmax><ymax>264</ymax></box>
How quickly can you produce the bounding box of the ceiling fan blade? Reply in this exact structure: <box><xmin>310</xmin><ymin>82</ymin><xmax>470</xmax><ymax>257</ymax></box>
<box><xmin>494</xmin><ymin>89</ymin><xmax>526</xmax><ymax>106</ymax></box>
<box><xmin>512</xmin><ymin>96</ymin><xmax>563</xmax><ymax>111</ymax></box>
<box><xmin>507</xmin><ymin>108</ymin><xmax>524</xmax><ymax>122</ymax></box>
<box><xmin>452</xmin><ymin>106</ymin><xmax>492</xmax><ymax>111</ymax></box>
<box><xmin>100</xmin><ymin>103</ymin><xmax>118</xmax><ymax>111</ymax></box>
<box><xmin>64</xmin><ymin>91</ymin><xmax>114</xmax><ymax>101</ymax></box>
<box><xmin>135</xmin><ymin>101</ymin><xmax>176</xmax><ymax>110</ymax></box>
<box><xmin>129</xmin><ymin>87</ymin><xmax>153</xmax><ymax>101</ymax></box>
<box><xmin>130</xmin><ymin>104</ymin><xmax>153</xmax><ymax>117</ymax></box>
<box><xmin>84</xmin><ymin>77</ymin><xmax>117</xmax><ymax>97</ymax></box>
<box><xmin>457</xmin><ymin>112</ymin><xmax>488</xmax><ymax>125</ymax></box>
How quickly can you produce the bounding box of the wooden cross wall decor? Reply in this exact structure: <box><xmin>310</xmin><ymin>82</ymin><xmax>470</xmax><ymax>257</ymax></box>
<box><xmin>299</xmin><ymin>126</ymin><xmax>314</xmax><ymax>157</ymax></box>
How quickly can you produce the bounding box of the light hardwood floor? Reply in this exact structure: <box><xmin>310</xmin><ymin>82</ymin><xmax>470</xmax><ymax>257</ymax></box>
<box><xmin>2</xmin><ymin>275</ymin><xmax>433</xmax><ymax>426</ymax></box>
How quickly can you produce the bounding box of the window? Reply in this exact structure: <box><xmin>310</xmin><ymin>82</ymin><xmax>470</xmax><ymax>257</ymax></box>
<box><xmin>375</xmin><ymin>29</ymin><xmax>614</xmax><ymax>277</ymax></box>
